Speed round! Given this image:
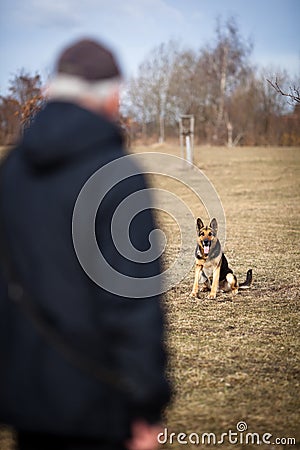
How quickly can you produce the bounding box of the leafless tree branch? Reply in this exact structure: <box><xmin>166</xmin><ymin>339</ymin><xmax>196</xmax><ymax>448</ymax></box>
<box><xmin>267</xmin><ymin>78</ymin><xmax>300</xmax><ymax>104</ymax></box>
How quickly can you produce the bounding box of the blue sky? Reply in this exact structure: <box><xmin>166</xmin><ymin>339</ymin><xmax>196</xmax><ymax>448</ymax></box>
<box><xmin>0</xmin><ymin>0</ymin><xmax>299</xmax><ymax>93</ymax></box>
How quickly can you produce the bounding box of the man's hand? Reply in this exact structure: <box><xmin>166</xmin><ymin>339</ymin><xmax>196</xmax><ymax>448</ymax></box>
<box><xmin>126</xmin><ymin>420</ymin><xmax>163</xmax><ymax>450</ymax></box>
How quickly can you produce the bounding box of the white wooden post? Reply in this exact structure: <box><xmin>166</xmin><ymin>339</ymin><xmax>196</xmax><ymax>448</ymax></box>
<box><xmin>186</xmin><ymin>136</ymin><xmax>192</xmax><ymax>164</ymax></box>
<box><xmin>179</xmin><ymin>115</ymin><xmax>195</xmax><ymax>166</ymax></box>
<box><xmin>227</xmin><ymin>121</ymin><xmax>233</xmax><ymax>148</ymax></box>
<box><xmin>179</xmin><ymin>120</ymin><xmax>184</xmax><ymax>159</ymax></box>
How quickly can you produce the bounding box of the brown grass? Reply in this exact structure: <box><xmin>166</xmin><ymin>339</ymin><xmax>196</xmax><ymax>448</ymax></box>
<box><xmin>1</xmin><ymin>145</ymin><xmax>299</xmax><ymax>449</ymax></box>
<box><xmin>139</xmin><ymin>144</ymin><xmax>300</xmax><ymax>449</ymax></box>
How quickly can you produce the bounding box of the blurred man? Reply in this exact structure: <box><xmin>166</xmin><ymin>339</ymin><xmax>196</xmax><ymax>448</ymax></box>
<box><xmin>0</xmin><ymin>38</ymin><xmax>170</xmax><ymax>450</ymax></box>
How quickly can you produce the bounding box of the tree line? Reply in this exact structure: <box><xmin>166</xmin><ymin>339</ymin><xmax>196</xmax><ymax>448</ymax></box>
<box><xmin>122</xmin><ymin>17</ymin><xmax>299</xmax><ymax>146</ymax></box>
<box><xmin>0</xmin><ymin>17</ymin><xmax>299</xmax><ymax>146</ymax></box>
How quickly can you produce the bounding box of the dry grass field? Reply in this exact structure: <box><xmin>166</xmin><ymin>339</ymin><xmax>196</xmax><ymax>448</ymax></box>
<box><xmin>135</xmin><ymin>144</ymin><xmax>300</xmax><ymax>449</ymax></box>
<box><xmin>0</xmin><ymin>145</ymin><xmax>299</xmax><ymax>449</ymax></box>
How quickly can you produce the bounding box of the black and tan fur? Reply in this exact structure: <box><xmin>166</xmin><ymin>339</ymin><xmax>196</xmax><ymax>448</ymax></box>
<box><xmin>191</xmin><ymin>218</ymin><xmax>252</xmax><ymax>299</ymax></box>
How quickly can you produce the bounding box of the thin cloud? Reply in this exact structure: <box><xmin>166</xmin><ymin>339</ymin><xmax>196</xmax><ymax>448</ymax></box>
<box><xmin>9</xmin><ymin>0</ymin><xmax>184</xmax><ymax>32</ymax></box>
<box><xmin>119</xmin><ymin>0</ymin><xmax>183</xmax><ymax>22</ymax></box>
<box><xmin>13</xmin><ymin>0</ymin><xmax>83</xmax><ymax>29</ymax></box>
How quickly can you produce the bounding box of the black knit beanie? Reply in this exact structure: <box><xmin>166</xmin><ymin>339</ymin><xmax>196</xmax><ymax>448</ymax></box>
<box><xmin>56</xmin><ymin>38</ymin><xmax>121</xmax><ymax>81</ymax></box>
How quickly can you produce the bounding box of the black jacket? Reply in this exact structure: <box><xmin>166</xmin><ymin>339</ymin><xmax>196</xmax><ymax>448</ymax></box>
<box><xmin>0</xmin><ymin>101</ymin><xmax>170</xmax><ymax>440</ymax></box>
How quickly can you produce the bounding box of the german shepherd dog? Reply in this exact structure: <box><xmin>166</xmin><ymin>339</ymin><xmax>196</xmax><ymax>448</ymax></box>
<box><xmin>191</xmin><ymin>218</ymin><xmax>252</xmax><ymax>299</ymax></box>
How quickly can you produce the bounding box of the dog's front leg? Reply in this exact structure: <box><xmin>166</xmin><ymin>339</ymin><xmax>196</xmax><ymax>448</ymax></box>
<box><xmin>199</xmin><ymin>271</ymin><xmax>210</xmax><ymax>292</ymax></box>
<box><xmin>209</xmin><ymin>262</ymin><xmax>221</xmax><ymax>299</ymax></box>
<box><xmin>191</xmin><ymin>260</ymin><xmax>203</xmax><ymax>297</ymax></box>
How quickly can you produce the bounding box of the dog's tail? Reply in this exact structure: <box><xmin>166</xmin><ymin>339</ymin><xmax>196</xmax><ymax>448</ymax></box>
<box><xmin>239</xmin><ymin>269</ymin><xmax>252</xmax><ymax>289</ymax></box>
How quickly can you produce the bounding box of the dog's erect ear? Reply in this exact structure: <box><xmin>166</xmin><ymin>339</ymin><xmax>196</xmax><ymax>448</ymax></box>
<box><xmin>209</xmin><ymin>218</ymin><xmax>218</xmax><ymax>233</ymax></box>
<box><xmin>196</xmin><ymin>218</ymin><xmax>204</xmax><ymax>234</ymax></box>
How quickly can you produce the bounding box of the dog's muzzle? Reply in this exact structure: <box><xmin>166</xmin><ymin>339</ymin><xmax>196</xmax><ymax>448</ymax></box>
<box><xmin>203</xmin><ymin>240</ymin><xmax>211</xmax><ymax>255</ymax></box>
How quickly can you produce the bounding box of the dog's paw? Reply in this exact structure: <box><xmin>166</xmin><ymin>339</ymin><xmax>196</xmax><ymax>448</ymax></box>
<box><xmin>208</xmin><ymin>292</ymin><xmax>217</xmax><ymax>299</ymax></box>
<box><xmin>190</xmin><ymin>291</ymin><xmax>199</xmax><ymax>298</ymax></box>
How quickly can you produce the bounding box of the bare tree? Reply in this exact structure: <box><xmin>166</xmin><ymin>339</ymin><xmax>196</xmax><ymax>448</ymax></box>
<box><xmin>226</xmin><ymin>68</ymin><xmax>294</xmax><ymax>145</ymax></box>
<box><xmin>0</xmin><ymin>69</ymin><xmax>44</xmax><ymax>144</ymax></box>
<box><xmin>8</xmin><ymin>70</ymin><xmax>44</xmax><ymax>129</ymax></box>
<box><xmin>168</xmin><ymin>49</ymin><xmax>199</xmax><ymax>117</ymax></box>
<box><xmin>9</xmin><ymin>69</ymin><xmax>42</xmax><ymax>105</ymax></box>
<box><xmin>198</xmin><ymin>16</ymin><xmax>253</xmax><ymax>143</ymax></box>
<box><xmin>267</xmin><ymin>78</ymin><xmax>300</xmax><ymax>104</ymax></box>
<box><xmin>123</xmin><ymin>40</ymin><xmax>180</xmax><ymax>142</ymax></box>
